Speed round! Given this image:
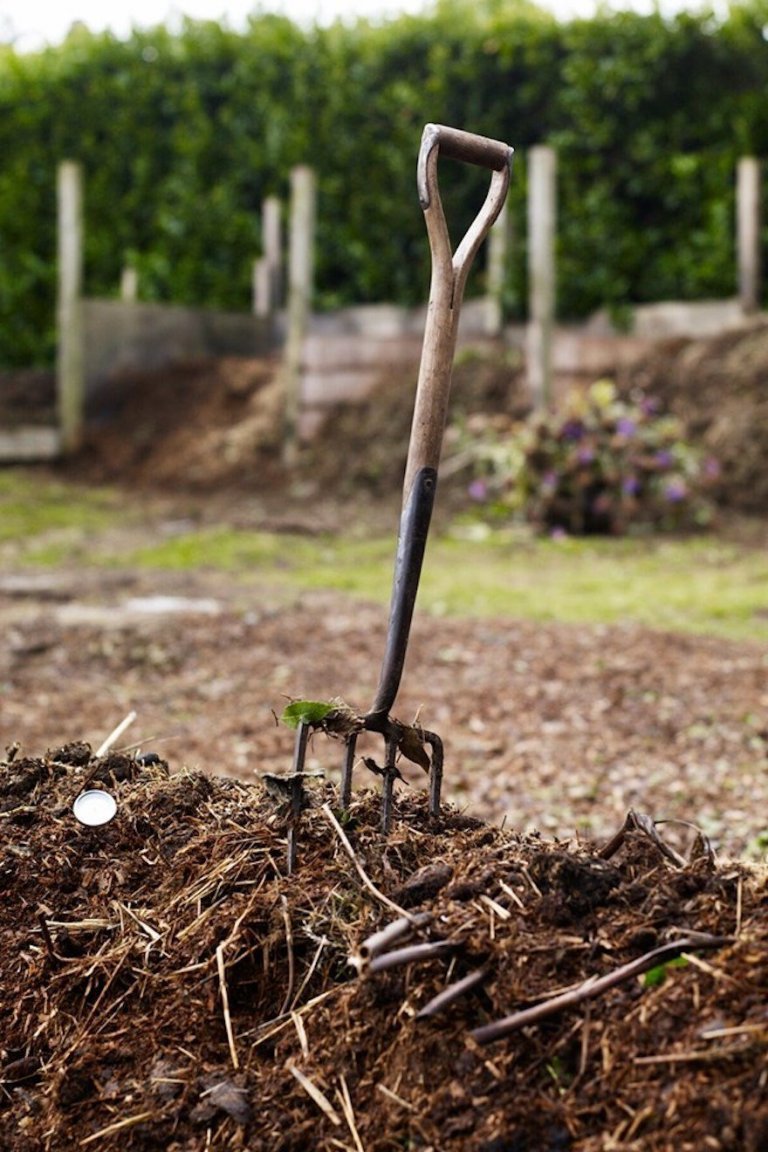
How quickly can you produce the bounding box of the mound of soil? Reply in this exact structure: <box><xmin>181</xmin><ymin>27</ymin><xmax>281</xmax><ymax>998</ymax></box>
<box><xmin>0</xmin><ymin>369</ymin><xmax>55</xmax><ymax>427</ymax></box>
<box><xmin>621</xmin><ymin>319</ymin><xmax>768</xmax><ymax>513</ymax></box>
<box><xmin>55</xmin><ymin>346</ymin><xmax>523</xmax><ymax>501</ymax></box>
<box><xmin>1</xmin><ymin>744</ymin><xmax>766</xmax><ymax>1151</ymax></box>
<box><xmin>302</xmin><ymin>345</ymin><xmax>526</xmax><ymax>499</ymax></box>
<box><xmin>72</xmin><ymin>357</ymin><xmax>286</xmax><ymax>490</ymax></box>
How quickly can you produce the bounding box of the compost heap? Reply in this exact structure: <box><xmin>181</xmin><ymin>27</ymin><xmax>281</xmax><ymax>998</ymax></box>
<box><xmin>620</xmin><ymin>318</ymin><xmax>768</xmax><ymax>514</ymax></box>
<box><xmin>2</xmin><ymin>743</ymin><xmax>766</xmax><ymax>1152</ymax></box>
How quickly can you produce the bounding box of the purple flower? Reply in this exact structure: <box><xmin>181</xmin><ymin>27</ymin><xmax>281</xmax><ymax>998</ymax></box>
<box><xmin>664</xmin><ymin>478</ymin><xmax>687</xmax><ymax>503</ymax></box>
<box><xmin>622</xmin><ymin>475</ymin><xmax>640</xmax><ymax>495</ymax></box>
<box><xmin>654</xmin><ymin>450</ymin><xmax>674</xmax><ymax>468</ymax></box>
<box><xmin>615</xmin><ymin>417</ymin><xmax>637</xmax><ymax>438</ymax></box>
<box><xmin>468</xmin><ymin>479</ymin><xmax>488</xmax><ymax>502</ymax></box>
<box><xmin>577</xmin><ymin>446</ymin><xmax>595</xmax><ymax>465</ymax></box>
<box><xmin>703</xmin><ymin>457</ymin><xmax>720</xmax><ymax>478</ymax></box>
<box><xmin>560</xmin><ymin>419</ymin><xmax>584</xmax><ymax>442</ymax></box>
<box><xmin>550</xmin><ymin>526</ymin><xmax>568</xmax><ymax>540</ymax></box>
<box><xmin>640</xmin><ymin>395</ymin><xmax>661</xmax><ymax>416</ymax></box>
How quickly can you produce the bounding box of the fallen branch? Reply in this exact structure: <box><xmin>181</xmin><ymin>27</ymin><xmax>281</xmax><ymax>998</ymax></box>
<box><xmin>470</xmin><ymin>933</ymin><xmax>732</xmax><ymax>1046</ymax></box>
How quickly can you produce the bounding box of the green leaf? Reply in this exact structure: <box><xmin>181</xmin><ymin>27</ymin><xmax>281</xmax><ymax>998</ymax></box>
<box><xmin>280</xmin><ymin>699</ymin><xmax>334</xmax><ymax>729</ymax></box>
<box><xmin>643</xmin><ymin>956</ymin><xmax>688</xmax><ymax>987</ymax></box>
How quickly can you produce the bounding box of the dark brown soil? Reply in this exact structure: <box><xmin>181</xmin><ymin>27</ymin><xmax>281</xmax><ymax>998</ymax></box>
<box><xmin>1</xmin><ymin>748</ymin><xmax>766</xmax><ymax>1152</ymax></box>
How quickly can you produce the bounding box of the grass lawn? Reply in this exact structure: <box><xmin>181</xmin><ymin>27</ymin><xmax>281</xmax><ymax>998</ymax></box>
<box><xmin>3</xmin><ymin>470</ymin><xmax>768</xmax><ymax>642</ymax></box>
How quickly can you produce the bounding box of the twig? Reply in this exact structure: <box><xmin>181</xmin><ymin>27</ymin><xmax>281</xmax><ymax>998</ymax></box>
<box><xmin>320</xmin><ymin>803</ymin><xmax>409</xmax><ymax>919</ymax></box>
<box><xmin>248</xmin><ymin>987</ymin><xmax>339</xmax><ymax>1045</ymax></box>
<box><xmin>291</xmin><ymin>1011</ymin><xmax>310</xmax><ymax>1059</ymax></box>
<box><xmin>368</xmin><ymin>940</ymin><xmax>457</xmax><ymax>975</ymax></box>
<box><xmin>376</xmin><ymin>1083</ymin><xmax>415</xmax><ymax>1110</ymax></box>
<box><xmin>357</xmin><ymin>912</ymin><xmax>433</xmax><ymax>963</ymax></box>
<box><xmin>471</xmin><ymin>934</ymin><xmax>732</xmax><ymax>1046</ymax></box>
<box><xmin>216</xmin><ymin>943</ymin><xmax>238</xmax><ymax>1070</ymax></box>
<box><xmin>337</xmin><ymin>1075</ymin><xmax>365</xmax><ymax>1152</ymax></box>
<box><xmin>700</xmin><ymin>1024</ymin><xmax>768</xmax><ymax>1039</ymax></box>
<box><xmin>416</xmin><ymin>966</ymin><xmax>489</xmax><ymax>1020</ymax></box>
<box><xmin>498</xmin><ymin>879</ymin><xmax>526</xmax><ymax>911</ymax></box>
<box><xmin>288</xmin><ymin>1063</ymin><xmax>342</xmax><ymax>1127</ymax></box>
<box><xmin>634</xmin><ymin>1047</ymin><xmax>754</xmax><ymax>1065</ymax></box>
<box><xmin>479</xmin><ymin>894</ymin><xmax>512</xmax><ymax>921</ymax></box>
<box><xmin>95</xmin><ymin>711</ymin><xmax>137</xmax><ymax>758</ymax></box>
<box><xmin>37</xmin><ymin>912</ymin><xmax>61</xmax><ymax>964</ymax></box>
<box><xmin>289</xmin><ymin>936</ymin><xmax>327</xmax><ymax>1012</ymax></box>
<box><xmin>79</xmin><ymin>1111</ymin><xmax>154</xmax><ymax>1145</ymax></box>
<box><xmin>520</xmin><ymin>866</ymin><xmax>542</xmax><ymax>899</ymax></box>
<box><xmin>279</xmin><ymin>896</ymin><xmax>296</xmax><ymax>1017</ymax></box>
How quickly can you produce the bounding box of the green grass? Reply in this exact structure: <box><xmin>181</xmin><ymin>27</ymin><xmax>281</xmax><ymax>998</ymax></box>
<box><xmin>111</xmin><ymin>523</ymin><xmax>768</xmax><ymax>642</ymax></box>
<box><xmin>0</xmin><ymin>471</ymin><xmax>120</xmax><ymax>543</ymax></box>
<box><xmin>4</xmin><ymin>470</ymin><xmax>768</xmax><ymax>643</ymax></box>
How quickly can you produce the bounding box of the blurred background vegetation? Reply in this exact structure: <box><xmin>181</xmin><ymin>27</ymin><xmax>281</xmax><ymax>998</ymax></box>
<box><xmin>1</xmin><ymin>0</ymin><xmax>768</xmax><ymax>366</ymax></box>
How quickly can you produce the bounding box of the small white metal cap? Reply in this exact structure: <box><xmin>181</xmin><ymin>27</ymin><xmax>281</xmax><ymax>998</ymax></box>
<box><xmin>72</xmin><ymin>790</ymin><xmax>117</xmax><ymax>827</ymax></box>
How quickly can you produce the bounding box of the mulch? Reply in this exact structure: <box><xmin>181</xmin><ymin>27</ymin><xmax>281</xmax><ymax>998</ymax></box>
<box><xmin>1</xmin><ymin>743</ymin><xmax>766</xmax><ymax>1152</ymax></box>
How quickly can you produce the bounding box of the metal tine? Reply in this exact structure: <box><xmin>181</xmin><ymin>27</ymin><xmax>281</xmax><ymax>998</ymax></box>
<box><xmin>340</xmin><ymin>732</ymin><xmax>358</xmax><ymax>811</ymax></box>
<box><xmin>292</xmin><ymin>721</ymin><xmax>310</xmax><ymax>774</ymax></box>
<box><xmin>286</xmin><ymin>721</ymin><xmax>311</xmax><ymax>875</ymax></box>
<box><xmin>381</xmin><ymin>734</ymin><xmax>399</xmax><ymax>834</ymax></box>
<box><xmin>421</xmin><ymin>729</ymin><xmax>443</xmax><ymax>817</ymax></box>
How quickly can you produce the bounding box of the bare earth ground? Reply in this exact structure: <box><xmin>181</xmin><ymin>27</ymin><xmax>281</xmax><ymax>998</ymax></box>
<box><xmin>2</xmin><ymin>330</ymin><xmax>768</xmax><ymax>1149</ymax></box>
<box><xmin>2</xmin><ymin>552</ymin><xmax>767</xmax><ymax>860</ymax></box>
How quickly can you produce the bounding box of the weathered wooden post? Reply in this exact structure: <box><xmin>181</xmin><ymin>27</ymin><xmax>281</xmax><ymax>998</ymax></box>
<box><xmin>253</xmin><ymin>195</ymin><xmax>283</xmax><ymax>318</ymax></box>
<box><xmin>737</xmin><ymin>156</ymin><xmax>762</xmax><ymax>314</ymax></box>
<box><xmin>283</xmin><ymin>167</ymin><xmax>316</xmax><ymax>466</ymax></box>
<box><xmin>527</xmin><ymin>145</ymin><xmax>556</xmax><ymax>410</ymax></box>
<box><xmin>486</xmin><ymin>201</ymin><xmax>509</xmax><ymax>336</ymax></box>
<box><xmin>120</xmin><ymin>266</ymin><xmax>139</xmax><ymax>302</ymax></box>
<box><xmin>56</xmin><ymin>160</ymin><xmax>84</xmax><ymax>452</ymax></box>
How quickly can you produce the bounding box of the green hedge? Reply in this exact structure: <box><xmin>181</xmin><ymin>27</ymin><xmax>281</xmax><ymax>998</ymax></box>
<box><xmin>1</xmin><ymin>1</ymin><xmax>767</xmax><ymax>365</ymax></box>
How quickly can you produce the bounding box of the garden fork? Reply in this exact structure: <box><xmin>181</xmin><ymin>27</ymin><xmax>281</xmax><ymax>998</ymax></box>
<box><xmin>296</xmin><ymin>124</ymin><xmax>513</xmax><ymax>830</ymax></box>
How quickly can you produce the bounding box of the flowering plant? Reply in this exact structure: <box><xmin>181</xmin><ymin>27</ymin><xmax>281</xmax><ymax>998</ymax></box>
<box><xmin>460</xmin><ymin>380</ymin><xmax>717</xmax><ymax>535</ymax></box>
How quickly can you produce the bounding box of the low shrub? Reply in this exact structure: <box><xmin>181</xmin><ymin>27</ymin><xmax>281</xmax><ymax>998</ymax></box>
<box><xmin>458</xmin><ymin>380</ymin><xmax>717</xmax><ymax>535</ymax></box>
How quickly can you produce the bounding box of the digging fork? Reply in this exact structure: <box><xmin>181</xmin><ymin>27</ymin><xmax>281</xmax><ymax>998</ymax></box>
<box><xmin>335</xmin><ymin>124</ymin><xmax>513</xmax><ymax>829</ymax></box>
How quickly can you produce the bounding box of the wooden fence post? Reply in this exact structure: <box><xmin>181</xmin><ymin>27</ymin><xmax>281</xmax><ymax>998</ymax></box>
<box><xmin>527</xmin><ymin>145</ymin><xmax>556</xmax><ymax>410</ymax></box>
<box><xmin>283</xmin><ymin>166</ymin><xmax>316</xmax><ymax>466</ymax></box>
<box><xmin>737</xmin><ymin>156</ymin><xmax>762</xmax><ymax>314</ymax></box>
<box><xmin>254</xmin><ymin>195</ymin><xmax>283</xmax><ymax>318</ymax></box>
<box><xmin>487</xmin><ymin>201</ymin><xmax>509</xmax><ymax>337</ymax></box>
<box><xmin>56</xmin><ymin>160</ymin><xmax>84</xmax><ymax>453</ymax></box>
<box><xmin>120</xmin><ymin>266</ymin><xmax>138</xmax><ymax>302</ymax></box>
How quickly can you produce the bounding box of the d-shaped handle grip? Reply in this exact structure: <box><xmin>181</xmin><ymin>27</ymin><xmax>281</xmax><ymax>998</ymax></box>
<box><xmin>418</xmin><ymin>123</ymin><xmax>513</xmax><ymax>209</ymax></box>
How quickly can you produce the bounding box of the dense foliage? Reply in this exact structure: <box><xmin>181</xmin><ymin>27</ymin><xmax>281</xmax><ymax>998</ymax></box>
<box><xmin>2</xmin><ymin>1</ymin><xmax>768</xmax><ymax>364</ymax></box>
<box><xmin>460</xmin><ymin>379</ymin><xmax>717</xmax><ymax>534</ymax></box>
